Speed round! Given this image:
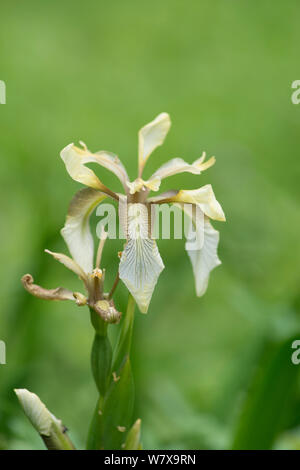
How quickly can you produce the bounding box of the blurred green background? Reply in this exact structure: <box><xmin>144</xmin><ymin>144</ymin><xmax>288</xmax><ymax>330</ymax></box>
<box><xmin>1</xmin><ymin>0</ymin><xmax>300</xmax><ymax>450</ymax></box>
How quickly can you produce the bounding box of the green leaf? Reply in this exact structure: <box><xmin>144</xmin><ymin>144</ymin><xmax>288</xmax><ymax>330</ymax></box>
<box><xmin>231</xmin><ymin>334</ymin><xmax>300</xmax><ymax>450</ymax></box>
<box><xmin>101</xmin><ymin>355</ymin><xmax>135</xmax><ymax>449</ymax></box>
<box><xmin>87</xmin><ymin>356</ymin><xmax>134</xmax><ymax>450</ymax></box>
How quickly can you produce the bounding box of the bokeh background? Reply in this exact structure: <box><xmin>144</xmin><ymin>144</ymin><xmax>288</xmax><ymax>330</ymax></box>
<box><xmin>1</xmin><ymin>0</ymin><xmax>300</xmax><ymax>450</ymax></box>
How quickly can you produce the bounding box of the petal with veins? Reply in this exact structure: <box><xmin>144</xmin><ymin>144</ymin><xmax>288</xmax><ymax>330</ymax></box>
<box><xmin>138</xmin><ymin>113</ymin><xmax>171</xmax><ymax>174</ymax></box>
<box><xmin>185</xmin><ymin>215</ymin><xmax>221</xmax><ymax>296</ymax></box>
<box><xmin>151</xmin><ymin>153</ymin><xmax>215</xmax><ymax>181</ymax></box>
<box><xmin>119</xmin><ymin>204</ymin><xmax>164</xmax><ymax>313</ymax></box>
<box><xmin>61</xmin><ymin>188</ymin><xmax>107</xmax><ymax>274</ymax></box>
<box><xmin>60</xmin><ymin>143</ymin><xmax>118</xmax><ymax>199</ymax></box>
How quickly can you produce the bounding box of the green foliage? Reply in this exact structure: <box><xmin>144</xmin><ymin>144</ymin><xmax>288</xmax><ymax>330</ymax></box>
<box><xmin>0</xmin><ymin>0</ymin><xmax>300</xmax><ymax>450</ymax></box>
<box><xmin>232</xmin><ymin>335</ymin><xmax>300</xmax><ymax>449</ymax></box>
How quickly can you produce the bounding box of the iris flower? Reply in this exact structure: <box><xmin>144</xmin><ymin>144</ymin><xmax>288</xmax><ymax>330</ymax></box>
<box><xmin>52</xmin><ymin>112</ymin><xmax>225</xmax><ymax>314</ymax></box>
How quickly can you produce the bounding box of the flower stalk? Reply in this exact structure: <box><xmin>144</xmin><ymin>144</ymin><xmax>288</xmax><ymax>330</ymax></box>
<box><xmin>87</xmin><ymin>294</ymin><xmax>136</xmax><ymax>450</ymax></box>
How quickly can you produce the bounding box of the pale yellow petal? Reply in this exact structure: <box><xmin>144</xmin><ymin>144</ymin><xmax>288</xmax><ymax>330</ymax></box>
<box><xmin>61</xmin><ymin>188</ymin><xmax>107</xmax><ymax>274</ymax></box>
<box><xmin>151</xmin><ymin>153</ymin><xmax>215</xmax><ymax>181</ymax></box>
<box><xmin>173</xmin><ymin>206</ymin><xmax>221</xmax><ymax>296</ymax></box>
<box><xmin>138</xmin><ymin>113</ymin><xmax>171</xmax><ymax>174</ymax></box>
<box><xmin>149</xmin><ymin>185</ymin><xmax>225</xmax><ymax>221</ymax></box>
<box><xmin>186</xmin><ymin>216</ymin><xmax>221</xmax><ymax>296</ymax></box>
<box><xmin>60</xmin><ymin>143</ymin><xmax>118</xmax><ymax>199</ymax></box>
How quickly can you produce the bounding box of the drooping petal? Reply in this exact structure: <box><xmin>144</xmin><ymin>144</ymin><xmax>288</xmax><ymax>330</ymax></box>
<box><xmin>185</xmin><ymin>215</ymin><xmax>221</xmax><ymax>296</ymax></box>
<box><xmin>138</xmin><ymin>113</ymin><xmax>171</xmax><ymax>175</ymax></box>
<box><xmin>150</xmin><ymin>152</ymin><xmax>215</xmax><ymax>181</ymax></box>
<box><xmin>61</xmin><ymin>188</ymin><xmax>107</xmax><ymax>274</ymax></box>
<box><xmin>148</xmin><ymin>184</ymin><xmax>226</xmax><ymax>222</ymax></box>
<box><xmin>60</xmin><ymin>143</ymin><xmax>118</xmax><ymax>199</ymax></box>
<box><xmin>172</xmin><ymin>204</ymin><xmax>221</xmax><ymax>296</ymax></box>
<box><xmin>119</xmin><ymin>203</ymin><xmax>164</xmax><ymax>313</ymax></box>
<box><xmin>21</xmin><ymin>274</ymin><xmax>76</xmax><ymax>301</ymax></box>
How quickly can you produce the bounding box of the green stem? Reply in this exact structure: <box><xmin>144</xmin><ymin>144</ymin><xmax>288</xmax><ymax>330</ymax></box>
<box><xmin>86</xmin><ymin>295</ymin><xmax>136</xmax><ymax>450</ymax></box>
<box><xmin>113</xmin><ymin>294</ymin><xmax>135</xmax><ymax>373</ymax></box>
<box><xmin>90</xmin><ymin>309</ymin><xmax>112</xmax><ymax>396</ymax></box>
<box><xmin>42</xmin><ymin>424</ymin><xmax>75</xmax><ymax>450</ymax></box>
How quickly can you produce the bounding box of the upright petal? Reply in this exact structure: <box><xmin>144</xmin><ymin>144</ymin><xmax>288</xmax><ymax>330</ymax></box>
<box><xmin>61</xmin><ymin>188</ymin><xmax>107</xmax><ymax>274</ymax></box>
<box><xmin>150</xmin><ymin>153</ymin><xmax>215</xmax><ymax>181</ymax></box>
<box><xmin>148</xmin><ymin>184</ymin><xmax>226</xmax><ymax>222</ymax></box>
<box><xmin>119</xmin><ymin>203</ymin><xmax>164</xmax><ymax>313</ymax></box>
<box><xmin>60</xmin><ymin>143</ymin><xmax>118</xmax><ymax>199</ymax></box>
<box><xmin>138</xmin><ymin>113</ymin><xmax>171</xmax><ymax>175</ymax></box>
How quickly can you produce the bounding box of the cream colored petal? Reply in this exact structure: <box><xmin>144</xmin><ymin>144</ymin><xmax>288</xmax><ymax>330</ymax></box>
<box><xmin>185</xmin><ymin>216</ymin><xmax>221</xmax><ymax>296</ymax></box>
<box><xmin>126</xmin><ymin>177</ymin><xmax>161</xmax><ymax>195</ymax></box>
<box><xmin>21</xmin><ymin>274</ymin><xmax>76</xmax><ymax>301</ymax></box>
<box><xmin>138</xmin><ymin>113</ymin><xmax>171</xmax><ymax>174</ymax></box>
<box><xmin>95</xmin><ymin>150</ymin><xmax>129</xmax><ymax>191</ymax></box>
<box><xmin>15</xmin><ymin>389</ymin><xmax>62</xmax><ymax>436</ymax></box>
<box><xmin>149</xmin><ymin>185</ymin><xmax>225</xmax><ymax>221</ymax></box>
<box><xmin>61</xmin><ymin>188</ymin><xmax>107</xmax><ymax>274</ymax></box>
<box><xmin>151</xmin><ymin>153</ymin><xmax>215</xmax><ymax>181</ymax></box>
<box><xmin>60</xmin><ymin>143</ymin><xmax>118</xmax><ymax>199</ymax></box>
<box><xmin>119</xmin><ymin>203</ymin><xmax>164</xmax><ymax>313</ymax></box>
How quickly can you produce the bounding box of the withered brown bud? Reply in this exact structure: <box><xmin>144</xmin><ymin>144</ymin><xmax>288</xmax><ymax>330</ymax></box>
<box><xmin>92</xmin><ymin>299</ymin><xmax>121</xmax><ymax>324</ymax></box>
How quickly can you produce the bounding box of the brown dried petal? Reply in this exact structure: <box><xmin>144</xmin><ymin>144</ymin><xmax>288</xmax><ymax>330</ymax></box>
<box><xmin>21</xmin><ymin>274</ymin><xmax>75</xmax><ymax>301</ymax></box>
